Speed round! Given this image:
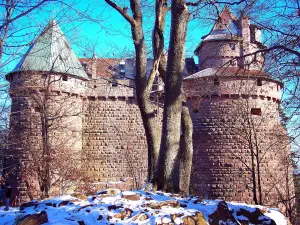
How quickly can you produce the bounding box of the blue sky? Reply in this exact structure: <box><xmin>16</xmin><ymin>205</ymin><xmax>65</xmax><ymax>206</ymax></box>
<box><xmin>2</xmin><ymin>0</ymin><xmax>214</xmax><ymax>74</ymax></box>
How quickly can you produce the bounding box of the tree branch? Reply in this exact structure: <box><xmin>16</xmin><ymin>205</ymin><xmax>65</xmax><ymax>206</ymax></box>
<box><xmin>104</xmin><ymin>0</ymin><xmax>135</xmax><ymax>25</ymax></box>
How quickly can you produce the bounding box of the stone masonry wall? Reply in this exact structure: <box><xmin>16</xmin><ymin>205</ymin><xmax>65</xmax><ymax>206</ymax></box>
<box><xmin>82</xmin><ymin>96</ymin><xmax>148</xmax><ymax>189</ymax></box>
<box><xmin>7</xmin><ymin>72</ymin><xmax>85</xmax><ymax>203</ymax></box>
<box><xmin>185</xmin><ymin>76</ymin><xmax>293</xmax><ymax>208</ymax></box>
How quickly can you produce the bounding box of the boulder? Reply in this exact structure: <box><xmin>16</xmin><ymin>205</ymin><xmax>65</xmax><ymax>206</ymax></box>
<box><xmin>58</xmin><ymin>200</ymin><xmax>71</xmax><ymax>207</ymax></box>
<box><xmin>208</xmin><ymin>201</ymin><xmax>239</xmax><ymax>225</ymax></box>
<box><xmin>74</xmin><ymin>204</ymin><xmax>95</xmax><ymax>212</ymax></box>
<box><xmin>108</xmin><ymin>204</ymin><xmax>122</xmax><ymax>211</ymax></box>
<box><xmin>114</xmin><ymin>208</ymin><xmax>133</xmax><ymax>220</ymax></box>
<box><xmin>142</xmin><ymin>200</ymin><xmax>180</xmax><ymax>209</ymax></box>
<box><xmin>236</xmin><ymin>208</ymin><xmax>276</xmax><ymax>225</ymax></box>
<box><xmin>97</xmin><ymin>215</ymin><xmax>103</xmax><ymax>220</ymax></box>
<box><xmin>71</xmin><ymin>192</ymin><xmax>87</xmax><ymax>201</ymax></box>
<box><xmin>182</xmin><ymin>212</ymin><xmax>207</xmax><ymax>225</ymax></box>
<box><xmin>132</xmin><ymin>212</ymin><xmax>149</xmax><ymax>221</ymax></box>
<box><xmin>77</xmin><ymin>221</ymin><xmax>85</xmax><ymax>225</ymax></box>
<box><xmin>182</xmin><ymin>216</ymin><xmax>196</xmax><ymax>225</ymax></box>
<box><xmin>20</xmin><ymin>201</ymin><xmax>40</xmax><ymax>210</ymax></box>
<box><xmin>45</xmin><ymin>202</ymin><xmax>56</xmax><ymax>207</ymax></box>
<box><xmin>18</xmin><ymin>211</ymin><xmax>48</xmax><ymax>225</ymax></box>
<box><xmin>122</xmin><ymin>193</ymin><xmax>141</xmax><ymax>201</ymax></box>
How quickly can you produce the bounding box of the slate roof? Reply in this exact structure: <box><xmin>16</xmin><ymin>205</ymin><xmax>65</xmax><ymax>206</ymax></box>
<box><xmin>184</xmin><ymin>67</ymin><xmax>271</xmax><ymax>79</ymax></box>
<box><xmin>194</xmin><ymin>7</ymin><xmax>242</xmax><ymax>53</ymax></box>
<box><xmin>10</xmin><ymin>19</ymin><xmax>88</xmax><ymax>80</ymax></box>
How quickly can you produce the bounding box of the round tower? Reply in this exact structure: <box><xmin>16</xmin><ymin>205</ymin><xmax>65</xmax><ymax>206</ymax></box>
<box><xmin>184</xmin><ymin>7</ymin><xmax>293</xmax><ymax>208</ymax></box>
<box><xmin>6</xmin><ymin>20</ymin><xmax>88</xmax><ymax>203</ymax></box>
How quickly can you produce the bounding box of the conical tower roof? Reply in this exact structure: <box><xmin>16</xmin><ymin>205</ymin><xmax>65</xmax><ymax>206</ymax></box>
<box><xmin>11</xmin><ymin>19</ymin><xmax>88</xmax><ymax>80</ymax></box>
<box><xmin>194</xmin><ymin>6</ymin><xmax>241</xmax><ymax>54</ymax></box>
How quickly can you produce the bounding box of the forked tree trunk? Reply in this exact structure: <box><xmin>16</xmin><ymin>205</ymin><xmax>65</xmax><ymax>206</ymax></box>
<box><xmin>105</xmin><ymin>0</ymin><xmax>193</xmax><ymax>192</ymax></box>
<box><xmin>157</xmin><ymin>0</ymin><xmax>190</xmax><ymax>192</ymax></box>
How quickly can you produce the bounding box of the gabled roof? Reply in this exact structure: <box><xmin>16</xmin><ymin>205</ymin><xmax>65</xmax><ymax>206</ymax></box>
<box><xmin>11</xmin><ymin>19</ymin><xmax>88</xmax><ymax>80</ymax></box>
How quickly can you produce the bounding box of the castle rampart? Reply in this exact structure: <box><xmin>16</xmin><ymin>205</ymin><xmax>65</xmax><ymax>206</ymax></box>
<box><xmin>4</xmin><ymin>9</ymin><xmax>294</xmax><ymax>210</ymax></box>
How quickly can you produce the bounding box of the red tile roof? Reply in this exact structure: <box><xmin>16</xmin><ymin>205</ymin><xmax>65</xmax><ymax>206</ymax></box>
<box><xmin>79</xmin><ymin>58</ymin><xmax>121</xmax><ymax>78</ymax></box>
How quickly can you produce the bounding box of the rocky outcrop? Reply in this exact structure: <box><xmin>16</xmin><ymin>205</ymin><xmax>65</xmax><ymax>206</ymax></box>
<box><xmin>18</xmin><ymin>211</ymin><xmax>48</xmax><ymax>225</ymax></box>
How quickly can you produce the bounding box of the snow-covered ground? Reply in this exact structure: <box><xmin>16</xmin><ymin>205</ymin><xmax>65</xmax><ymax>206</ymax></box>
<box><xmin>0</xmin><ymin>189</ymin><xmax>288</xmax><ymax>225</ymax></box>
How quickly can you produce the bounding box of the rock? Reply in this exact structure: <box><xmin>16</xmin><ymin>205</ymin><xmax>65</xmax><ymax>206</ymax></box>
<box><xmin>182</xmin><ymin>216</ymin><xmax>196</xmax><ymax>225</ymax></box>
<box><xmin>122</xmin><ymin>193</ymin><xmax>141</xmax><ymax>201</ymax></box>
<box><xmin>170</xmin><ymin>213</ymin><xmax>183</xmax><ymax>222</ymax></box>
<box><xmin>58</xmin><ymin>201</ymin><xmax>71</xmax><ymax>207</ymax></box>
<box><xmin>20</xmin><ymin>201</ymin><xmax>40</xmax><ymax>210</ymax></box>
<box><xmin>106</xmin><ymin>188</ymin><xmax>121</xmax><ymax>196</ymax></box>
<box><xmin>114</xmin><ymin>208</ymin><xmax>133</xmax><ymax>220</ymax></box>
<box><xmin>180</xmin><ymin>203</ymin><xmax>187</xmax><ymax>208</ymax></box>
<box><xmin>93</xmin><ymin>194</ymin><xmax>109</xmax><ymax>200</ymax></box>
<box><xmin>236</xmin><ymin>208</ymin><xmax>276</xmax><ymax>225</ymax></box>
<box><xmin>208</xmin><ymin>201</ymin><xmax>239</xmax><ymax>225</ymax></box>
<box><xmin>144</xmin><ymin>196</ymin><xmax>153</xmax><ymax>201</ymax></box>
<box><xmin>77</xmin><ymin>221</ymin><xmax>85</xmax><ymax>225</ymax></box>
<box><xmin>182</xmin><ymin>212</ymin><xmax>207</xmax><ymax>225</ymax></box>
<box><xmin>138</xmin><ymin>213</ymin><xmax>149</xmax><ymax>221</ymax></box>
<box><xmin>192</xmin><ymin>212</ymin><xmax>207</xmax><ymax>225</ymax></box>
<box><xmin>142</xmin><ymin>200</ymin><xmax>180</xmax><ymax>209</ymax></box>
<box><xmin>74</xmin><ymin>204</ymin><xmax>95</xmax><ymax>212</ymax></box>
<box><xmin>108</xmin><ymin>204</ymin><xmax>122</xmax><ymax>211</ymax></box>
<box><xmin>106</xmin><ymin>215</ymin><xmax>112</xmax><ymax>221</ymax></box>
<box><xmin>18</xmin><ymin>211</ymin><xmax>48</xmax><ymax>225</ymax></box>
<box><xmin>132</xmin><ymin>212</ymin><xmax>149</xmax><ymax>221</ymax></box>
<box><xmin>45</xmin><ymin>202</ymin><xmax>56</xmax><ymax>207</ymax></box>
<box><xmin>71</xmin><ymin>192</ymin><xmax>87</xmax><ymax>201</ymax></box>
<box><xmin>97</xmin><ymin>215</ymin><xmax>103</xmax><ymax>220</ymax></box>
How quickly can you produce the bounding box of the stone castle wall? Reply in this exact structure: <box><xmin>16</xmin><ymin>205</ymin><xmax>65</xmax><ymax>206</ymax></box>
<box><xmin>82</xmin><ymin>78</ymin><xmax>148</xmax><ymax>189</ymax></box>
<box><xmin>82</xmin><ymin>97</ymin><xmax>147</xmax><ymax>188</ymax></box>
<box><xmin>185</xmin><ymin>76</ymin><xmax>292</xmax><ymax>207</ymax></box>
<box><xmin>7</xmin><ymin>72</ymin><xmax>86</xmax><ymax>203</ymax></box>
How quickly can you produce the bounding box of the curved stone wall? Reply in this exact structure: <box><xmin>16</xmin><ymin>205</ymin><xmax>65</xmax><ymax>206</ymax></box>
<box><xmin>7</xmin><ymin>72</ymin><xmax>86</xmax><ymax>203</ymax></box>
<box><xmin>184</xmin><ymin>76</ymin><xmax>292</xmax><ymax>207</ymax></box>
<box><xmin>198</xmin><ymin>40</ymin><xmax>241</xmax><ymax>69</ymax></box>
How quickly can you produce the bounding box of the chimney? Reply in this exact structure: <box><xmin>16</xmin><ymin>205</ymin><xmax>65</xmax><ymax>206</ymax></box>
<box><xmin>91</xmin><ymin>54</ymin><xmax>97</xmax><ymax>79</ymax></box>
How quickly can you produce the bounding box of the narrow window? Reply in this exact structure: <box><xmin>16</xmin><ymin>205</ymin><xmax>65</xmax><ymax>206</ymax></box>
<box><xmin>62</xmin><ymin>75</ymin><xmax>68</xmax><ymax>81</ymax></box>
<box><xmin>214</xmin><ymin>78</ymin><xmax>220</xmax><ymax>86</ymax></box>
<box><xmin>94</xmin><ymin>85</ymin><xmax>97</xmax><ymax>88</ymax></box>
<box><xmin>251</xmin><ymin>108</ymin><xmax>261</xmax><ymax>116</ymax></box>
<box><xmin>277</xmin><ymin>84</ymin><xmax>280</xmax><ymax>91</ymax></box>
<box><xmin>229</xmin><ymin>43</ymin><xmax>235</xmax><ymax>50</ymax></box>
<box><xmin>257</xmin><ymin>79</ymin><xmax>262</xmax><ymax>86</ymax></box>
<box><xmin>35</xmin><ymin>107</ymin><xmax>40</xmax><ymax>113</ymax></box>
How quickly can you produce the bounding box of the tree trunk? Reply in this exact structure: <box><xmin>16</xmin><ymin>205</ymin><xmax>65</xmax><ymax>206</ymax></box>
<box><xmin>157</xmin><ymin>0</ymin><xmax>189</xmax><ymax>192</ymax></box>
<box><xmin>179</xmin><ymin>93</ymin><xmax>193</xmax><ymax>193</ymax></box>
<box><xmin>131</xmin><ymin>11</ymin><xmax>160</xmax><ymax>181</ymax></box>
<box><xmin>40</xmin><ymin>108</ymin><xmax>50</xmax><ymax>199</ymax></box>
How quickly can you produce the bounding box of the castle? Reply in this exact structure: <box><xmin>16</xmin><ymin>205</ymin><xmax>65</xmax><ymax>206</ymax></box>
<box><xmin>5</xmin><ymin>7</ymin><xmax>293</xmax><ymax>208</ymax></box>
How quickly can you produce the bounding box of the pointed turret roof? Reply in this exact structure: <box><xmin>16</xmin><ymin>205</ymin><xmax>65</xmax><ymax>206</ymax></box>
<box><xmin>11</xmin><ymin>19</ymin><xmax>88</xmax><ymax>80</ymax></box>
<box><xmin>194</xmin><ymin>6</ymin><xmax>242</xmax><ymax>54</ymax></box>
